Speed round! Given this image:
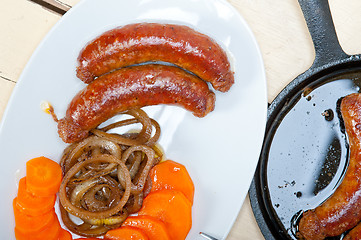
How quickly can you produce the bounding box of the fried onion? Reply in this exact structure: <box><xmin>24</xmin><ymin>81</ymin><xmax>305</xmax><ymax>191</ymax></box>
<box><xmin>58</xmin><ymin>108</ymin><xmax>163</xmax><ymax>237</ymax></box>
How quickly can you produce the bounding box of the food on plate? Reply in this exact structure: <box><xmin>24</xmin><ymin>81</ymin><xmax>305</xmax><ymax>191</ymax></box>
<box><xmin>15</xmin><ymin>217</ymin><xmax>62</xmax><ymax>240</ymax></box>
<box><xmin>138</xmin><ymin>189</ymin><xmax>192</xmax><ymax>240</ymax></box>
<box><xmin>26</xmin><ymin>156</ymin><xmax>62</xmax><ymax>197</ymax></box>
<box><xmin>58</xmin><ymin>109</ymin><xmax>163</xmax><ymax>237</ymax></box>
<box><xmin>56</xmin><ymin>109</ymin><xmax>195</xmax><ymax>239</ymax></box>
<box><xmin>298</xmin><ymin>93</ymin><xmax>361</xmax><ymax>239</ymax></box>
<box><xmin>149</xmin><ymin>159</ymin><xmax>194</xmax><ymax>204</ymax></box>
<box><xmin>58</xmin><ymin>229</ymin><xmax>73</xmax><ymax>240</ymax></box>
<box><xmin>15</xmin><ymin>177</ymin><xmax>56</xmax><ymax>216</ymax></box>
<box><xmin>344</xmin><ymin>222</ymin><xmax>361</xmax><ymax>240</ymax></box>
<box><xmin>76</xmin><ymin>22</ymin><xmax>234</xmax><ymax>92</ymax></box>
<box><xmin>99</xmin><ymin>159</ymin><xmax>194</xmax><ymax>240</ymax></box>
<box><xmin>14</xmin><ymin>108</ymin><xmax>195</xmax><ymax>239</ymax></box>
<box><xmin>121</xmin><ymin>216</ymin><xmax>170</xmax><ymax>240</ymax></box>
<box><xmin>55</xmin><ymin>107</ymin><xmax>196</xmax><ymax>239</ymax></box>
<box><xmin>15</xmin><ymin>21</ymin><xmax>208</xmax><ymax>239</ymax></box>
<box><xmin>58</xmin><ymin>64</ymin><xmax>216</xmax><ymax>143</ymax></box>
<box><xmin>105</xmin><ymin>226</ymin><xmax>149</xmax><ymax>240</ymax></box>
<box><xmin>13</xmin><ymin>157</ymin><xmax>66</xmax><ymax>240</ymax></box>
<box><xmin>13</xmin><ymin>197</ymin><xmax>57</xmax><ymax>233</ymax></box>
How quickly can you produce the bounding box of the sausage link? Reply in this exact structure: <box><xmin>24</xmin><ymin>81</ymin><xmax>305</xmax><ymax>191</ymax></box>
<box><xmin>344</xmin><ymin>223</ymin><xmax>361</xmax><ymax>240</ymax></box>
<box><xmin>298</xmin><ymin>93</ymin><xmax>361</xmax><ymax>239</ymax></box>
<box><xmin>58</xmin><ymin>64</ymin><xmax>216</xmax><ymax>143</ymax></box>
<box><xmin>76</xmin><ymin>23</ymin><xmax>234</xmax><ymax>92</ymax></box>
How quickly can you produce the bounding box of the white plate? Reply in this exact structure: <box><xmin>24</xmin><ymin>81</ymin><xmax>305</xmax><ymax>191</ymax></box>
<box><xmin>0</xmin><ymin>0</ymin><xmax>267</xmax><ymax>239</ymax></box>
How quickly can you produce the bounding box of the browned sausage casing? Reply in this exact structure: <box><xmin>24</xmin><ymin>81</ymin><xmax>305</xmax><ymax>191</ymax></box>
<box><xmin>343</xmin><ymin>222</ymin><xmax>361</xmax><ymax>240</ymax></box>
<box><xmin>298</xmin><ymin>93</ymin><xmax>361</xmax><ymax>240</ymax></box>
<box><xmin>58</xmin><ymin>64</ymin><xmax>216</xmax><ymax>143</ymax></box>
<box><xmin>76</xmin><ymin>23</ymin><xmax>234</xmax><ymax>92</ymax></box>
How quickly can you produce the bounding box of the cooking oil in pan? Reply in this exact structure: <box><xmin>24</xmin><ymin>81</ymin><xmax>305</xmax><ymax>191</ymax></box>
<box><xmin>266</xmin><ymin>71</ymin><xmax>361</xmax><ymax>239</ymax></box>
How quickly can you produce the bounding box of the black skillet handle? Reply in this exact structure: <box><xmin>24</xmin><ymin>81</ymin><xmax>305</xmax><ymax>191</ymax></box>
<box><xmin>298</xmin><ymin>0</ymin><xmax>349</xmax><ymax>69</ymax></box>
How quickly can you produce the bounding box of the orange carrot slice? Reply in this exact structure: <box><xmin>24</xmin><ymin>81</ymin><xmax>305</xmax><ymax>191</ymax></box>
<box><xmin>122</xmin><ymin>215</ymin><xmax>170</xmax><ymax>240</ymax></box>
<box><xmin>149</xmin><ymin>160</ymin><xmax>194</xmax><ymax>204</ymax></box>
<box><xmin>15</xmin><ymin>216</ymin><xmax>61</xmax><ymax>240</ymax></box>
<box><xmin>104</xmin><ymin>226</ymin><xmax>149</xmax><ymax>240</ymax></box>
<box><xmin>13</xmin><ymin>197</ymin><xmax>56</xmax><ymax>233</ymax></box>
<box><xmin>138</xmin><ymin>189</ymin><xmax>192</xmax><ymax>240</ymax></box>
<box><xmin>16</xmin><ymin>177</ymin><xmax>56</xmax><ymax>216</ymax></box>
<box><xmin>58</xmin><ymin>229</ymin><xmax>73</xmax><ymax>240</ymax></box>
<box><xmin>26</xmin><ymin>156</ymin><xmax>62</xmax><ymax>196</ymax></box>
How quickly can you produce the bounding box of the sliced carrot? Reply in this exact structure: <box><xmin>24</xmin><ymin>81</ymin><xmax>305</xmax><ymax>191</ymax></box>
<box><xmin>58</xmin><ymin>228</ymin><xmax>73</xmax><ymax>240</ymax></box>
<box><xmin>122</xmin><ymin>215</ymin><xmax>170</xmax><ymax>240</ymax></box>
<box><xmin>104</xmin><ymin>226</ymin><xmax>149</xmax><ymax>240</ymax></box>
<box><xmin>13</xmin><ymin>197</ymin><xmax>56</xmax><ymax>233</ymax></box>
<box><xmin>26</xmin><ymin>156</ymin><xmax>62</xmax><ymax>196</ymax></box>
<box><xmin>15</xmin><ymin>215</ymin><xmax>61</xmax><ymax>240</ymax></box>
<box><xmin>138</xmin><ymin>189</ymin><xmax>192</xmax><ymax>240</ymax></box>
<box><xmin>16</xmin><ymin>177</ymin><xmax>56</xmax><ymax>216</ymax></box>
<box><xmin>149</xmin><ymin>160</ymin><xmax>194</xmax><ymax>204</ymax></box>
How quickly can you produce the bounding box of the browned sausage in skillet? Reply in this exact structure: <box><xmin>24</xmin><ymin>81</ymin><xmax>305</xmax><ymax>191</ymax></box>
<box><xmin>76</xmin><ymin>22</ymin><xmax>234</xmax><ymax>92</ymax></box>
<box><xmin>58</xmin><ymin>64</ymin><xmax>216</xmax><ymax>143</ymax></box>
<box><xmin>298</xmin><ymin>93</ymin><xmax>361</xmax><ymax>240</ymax></box>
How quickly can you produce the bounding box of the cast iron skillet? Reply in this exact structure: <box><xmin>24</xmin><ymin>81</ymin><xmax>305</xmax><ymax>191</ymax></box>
<box><xmin>249</xmin><ymin>0</ymin><xmax>361</xmax><ymax>239</ymax></box>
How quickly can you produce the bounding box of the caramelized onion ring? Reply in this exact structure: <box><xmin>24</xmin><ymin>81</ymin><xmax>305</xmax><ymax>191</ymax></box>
<box><xmin>59</xmin><ymin>108</ymin><xmax>163</xmax><ymax>237</ymax></box>
<box><xmin>120</xmin><ymin>145</ymin><xmax>155</xmax><ymax>194</ymax></box>
<box><xmin>124</xmin><ymin>193</ymin><xmax>144</xmax><ymax>214</ymax></box>
<box><xmin>91</xmin><ymin>109</ymin><xmax>153</xmax><ymax>146</ymax></box>
<box><xmin>59</xmin><ymin>203</ymin><xmax>123</xmax><ymax>237</ymax></box>
<box><xmin>59</xmin><ymin>155</ymin><xmax>131</xmax><ymax>220</ymax></box>
<box><xmin>60</xmin><ymin>136</ymin><xmax>122</xmax><ymax>173</ymax></box>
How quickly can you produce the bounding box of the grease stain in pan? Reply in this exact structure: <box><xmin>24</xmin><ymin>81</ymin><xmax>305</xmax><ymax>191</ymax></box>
<box><xmin>265</xmin><ymin>71</ymin><xmax>361</xmax><ymax>239</ymax></box>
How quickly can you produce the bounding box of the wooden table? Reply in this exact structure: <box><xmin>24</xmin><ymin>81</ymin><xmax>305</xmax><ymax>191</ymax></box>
<box><xmin>2</xmin><ymin>0</ymin><xmax>361</xmax><ymax>239</ymax></box>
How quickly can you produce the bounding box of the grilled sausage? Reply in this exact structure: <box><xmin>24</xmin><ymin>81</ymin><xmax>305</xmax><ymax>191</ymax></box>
<box><xmin>344</xmin><ymin>223</ymin><xmax>361</xmax><ymax>240</ymax></box>
<box><xmin>58</xmin><ymin>64</ymin><xmax>216</xmax><ymax>143</ymax></box>
<box><xmin>298</xmin><ymin>93</ymin><xmax>361</xmax><ymax>239</ymax></box>
<box><xmin>76</xmin><ymin>22</ymin><xmax>234</xmax><ymax>92</ymax></box>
